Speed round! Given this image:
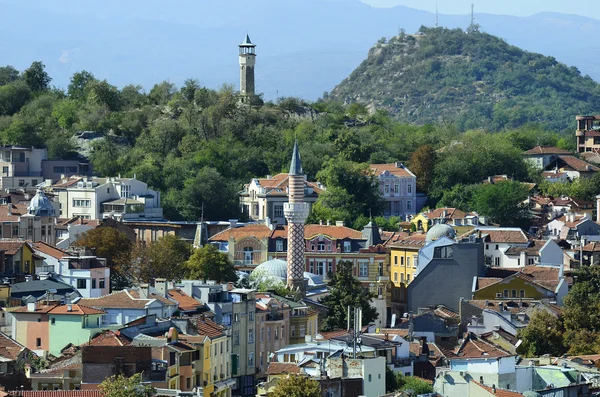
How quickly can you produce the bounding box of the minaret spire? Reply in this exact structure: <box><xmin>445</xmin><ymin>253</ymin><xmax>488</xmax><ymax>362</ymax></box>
<box><xmin>284</xmin><ymin>140</ymin><xmax>310</xmax><ymax>298</ymax></box>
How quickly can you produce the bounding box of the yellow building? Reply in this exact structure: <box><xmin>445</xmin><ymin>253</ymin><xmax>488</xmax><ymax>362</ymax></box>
<box><xmin>387</xmin><ymin>234</ymin><xmax>426</xmax><ymax>288</ymax></box>
<box><xmin>410</xmin><ymin>208</ymin><xmax>481</xmax><ymax>233</ymax></box>
<box><xmin>473</xmin><ymin>272</ymin><xmax>559</xmax><ymax>301</ymax></box>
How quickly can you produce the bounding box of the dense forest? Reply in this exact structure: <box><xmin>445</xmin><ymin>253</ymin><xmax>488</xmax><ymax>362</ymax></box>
<box><xmin>328</xmin><ymin>27</ymin><xmax>600</xmax><ymax>132</ymax></box>
<box><xmin>0</xmin><ymin>54</ymin><xmax>585</xmax><ymax>227</ymax></box>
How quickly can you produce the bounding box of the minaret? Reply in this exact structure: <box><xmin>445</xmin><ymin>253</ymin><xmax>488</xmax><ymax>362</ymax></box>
<box><xmin>238</xmin><ymin>34</ymin><xmax>256</xmax><ymax>102</ymax></box>
<box><xmin>284</xmin><ymin>141</ymin><xmax>310</xmax><ymax>297</ymax></box>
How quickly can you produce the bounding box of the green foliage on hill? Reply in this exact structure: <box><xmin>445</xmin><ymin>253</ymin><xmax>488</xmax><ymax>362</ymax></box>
<box><xmin>328</xmin><ymin>27</ymin><xmax>600</xmax><ymax>132</ymax></box>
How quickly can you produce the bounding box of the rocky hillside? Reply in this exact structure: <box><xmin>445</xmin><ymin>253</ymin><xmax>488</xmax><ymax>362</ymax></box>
<box><xmin>328</xmin><ymin>27</ymin><xmax>600</xmax><ymax>131</ymax></box>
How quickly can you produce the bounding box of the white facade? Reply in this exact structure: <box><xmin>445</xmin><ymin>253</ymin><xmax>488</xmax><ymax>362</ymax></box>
<box><xmin>370</xmin><ymin>163</ymin><xmax>417</xmax><ymax>219</ymax></box>
<box><xmin>54</xmin><ymin>176</ymin><xmax>163</xmax><ymax>220</ymax></box>
<box><xmin>501</xmin><ymin>239</ymin><xmax>563</xmax><ymax>268</ymax></box>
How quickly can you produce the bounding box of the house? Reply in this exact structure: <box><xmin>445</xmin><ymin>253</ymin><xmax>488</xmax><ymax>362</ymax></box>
<box><xmin>51</xmin><ymin>176</ymin><xmax>162</xmax><ymax>221</ymax></box>
<box><xmin>523</xmin><ymin>146</ymin><xmax>572</xmax><ymax>169</ymax></box>
<box><xmin>433</xmin><ymin>333</ymin><xmax>517</xmax><ymax>397</ymax></box>
<box><xmin>8</xmin><ymin>302</ymin><xmax>106</xmax><ymax>356</ymax></box>
<box><xmin>463</xmin><ymin>227</ymin><xmax>530</xmax><ymax>268</ymax></box>
<box><xmin>547</xmin><ymin>196</ymin><xmax>595</xmax><ymax>219</ymax></box>
<box><xmin>77</xmin><ymin>289</ymin><xmax>168</xmax><ymax>326</ymax></box>
<box><xmin>0</xmin><ymin>146</ymin><xmax>93</xmax><ymax>191</ymax></box>
<box><xmin>228</xmin><ymin>289</ymin><xmax>257</xmax><ymax>397</ymax></box>
<box><xmin>581</xmin><ymin>241</ymin><xmax>600</xmax><ymax>266</ymax></box>
<box><xmin>407</xmin><ymin>230</ymin><xmax>485</xmax><ymax>312</ymax></box>
<box><xmin>501</xmin><ymin>239</ymin><xmax>563</xmax><ymax>268</ymax></box>
<box><xmin>544</xmin><ymin>155</ymin><xmax>599</xmax><ymax>179</ymax></box>
<box><xmin>397</xmin><ymin>308</ymin><xmax>460</xmax><ymax>344</ymax></box>
<box><xmin>0</xmin><ymin>332</ymin><xmax>29</xmax><ymax>377</ymax></box>
<box><xmin>472</xmin><ymin>266</ymin><xmax>568</xmax><ymax>305</ymax></box>
<box><xmin>577</xmin><ymin>115</ymin><xmax>600</xmax><ymax>153</ymax></box>
<box><xmin>541</xmin><ymin>169</ymin><xmax>570</xmax><ymax>183</ymax></box>
<box><xmin>239</xmin><ymin>173</ymin><xmax>324</xmax><ymax>224</ymax></box>
<box><xmin>27</xmin><ymin>349</ymin><xmax>82</xmax><ymax>391</ymax></box>
<box><xmin>32</xmin><ymin>243</ymin><xmax>110</xmax><ymax>298</ymax></box>
<box><xmin>54</xmin><ymin>217</ymin><xmax>99</xmax><ymax>250</ymax></box>
<box><xmin>546</xmin><ymin>213</ymin><xmax>600</xmax><ymax>242</ymax></box>
<box><xmin>254</xmin><ymin>293</ymin><xmax>291</xmax><ymax>379</ymax></box>
<box><xmin>411</xmin><ymin>208</ymin><xmax>484</xmax><ymax>232</ymax></box>
<box><xmin>10</xmin><ymin>279</ymin><xmax>80</xmax><ymax>305</ymax></box>
<box><xmin>369</xmin><ymin>163</ymin><xmax>417</xmax><ymax>219</ymax></box>
<box><xmin>0</xmin><ymin>240</ymin><xmax>39</xmax><ymax>276</ymax></box>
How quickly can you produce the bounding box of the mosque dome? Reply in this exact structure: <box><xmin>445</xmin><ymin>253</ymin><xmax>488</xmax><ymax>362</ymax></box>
<box><xmin>425</xmin><ymin>223</ymin><xmax>456</xmax><ymax>243</ymax></box>
<box><xmin>251</xmin><ymin>259</ymin><xmax>287</xmax><ymax>280</ymax></box>
<box><xmin>27</xmin><ymin>189</ymin><xmax>55</xmax><ymax>217</ymax></box>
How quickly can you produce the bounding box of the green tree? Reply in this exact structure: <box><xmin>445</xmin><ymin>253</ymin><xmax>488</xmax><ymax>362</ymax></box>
<box><xmin>0</xmin><ymin>80</ymin><xmax>31</xmax><ymax>115</ymax></box>
<box><xmin>409</xmin><ymin>144</ymin><xmax>438</xmax><ymax>193</ymax></box>
<box><xmin>135</xmin><ymin>235</ymin><xmax>191</xmax><ymax>282</ymax></box>
<box><xmin>23</xmin><ymin>61</ymin><xmax>51</xmax><ymax>92</ymax></box>
<box><xmin>185</xmin><ymin>244</ymin><xmax>237</xmax><ymax>283</ymax></box>
<box><xmin>401</xmin><ymin>376</ymin><xmax>434</xmax><ymax>394</ymax></box>
<box><xmin>88</xmin><ymin>79</ymin><xmax>121</xmax><ymax>111</ymax></box>
<box><xmin>52</xmin><ymin>99</ymin><xmax>79</xmax><ymax>130</ymax></box>
<box><xmin>99</xmin><ymin>374</ymin><xmax>155</xmax><ymax>397</ymax></box>
<box><xmin>89</xmin><ymin>139</ymin><xmax>127</xmax><ymax>177</ymax></box>
<box><xmin>516</xmin><ymin>310</ymin><xmax>565</xmax><ymax>357</ymax></box>
<box><xmin>563</xmin><ymin>266</ymin><xmax>600</xmax><ymax>333</ymax></box>
<box><xmin>270</xmin><ymin>375</ymin><xmax>321</xmax><ymax>397</ymax></box>
<box><xmin>470</xmin><ymin>180</ymin><xmax>530</xmax><ymax>226</ymax></box>
<box><xmin>68</xmin><ymin>70</ymin><xmax>96</xmax><ymax>100</ymax></box>
<box><xmin>0</xmin><ymin>66</ymin><xmax>20</xmax><ymax>86</ymax></box>
<box><xmin>74</xmin><ymin>227</ymin><xmax>134</xmax><ymax>290</ymax></box>
<box><xmin>319</xmin><ymin>261</ymin><xmax>378</xmax><ymax>331</ymax></box>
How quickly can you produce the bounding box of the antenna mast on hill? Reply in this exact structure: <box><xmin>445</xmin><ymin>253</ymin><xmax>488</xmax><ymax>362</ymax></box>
<box><xmin>471</xmin><ymin>3</ymin><xmax>475</xmax><ymax>27</ymax></box>
<box><xmin>435</xmin><ymin>0</ymin><xmax>439</xmax><ymax>27</ymax></box>
<box><xmin>467</xmin><ymin>3</ymin><xmax>480</xmax><ymax>33</ymax></box>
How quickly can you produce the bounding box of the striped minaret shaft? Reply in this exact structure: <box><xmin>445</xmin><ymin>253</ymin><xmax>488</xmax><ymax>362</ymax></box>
<box><xmin>284</xmin><ymin>140</ymin><xmax>310</xmax><ymax>297</ymax></box>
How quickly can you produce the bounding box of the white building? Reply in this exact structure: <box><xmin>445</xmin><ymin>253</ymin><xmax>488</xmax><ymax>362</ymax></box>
<box><xmin>77</xmin><ymin>290</ymin><xmax>169</xmax><ymax>326</ymax></box>
<box><xmin>467</xmin><ymin>227</ymin><xmax>530</xmax><ymax>268</ymax></box>
<box><xmin>32</xmin><ymin>242</ymin><xmax>110</xmax><ymax>298</ymax></box>
<box><xmin>370</xmin><ymin>163</ymin><xmax>417</xmax><ymax>219</ymax></box>
<box><xmin>51</xmin><ymin>176</ymin><xmax>162</xmax><ymax>221</ymax></box>
<box><xmin>523</xmin><ymin>146</ymin><xmax>571</xmax><ymax>170</ymax></box>
<box><xmin>501</xmin><ymin>239</ymin><xmax>563</xmax><ymax>268</ymax></box>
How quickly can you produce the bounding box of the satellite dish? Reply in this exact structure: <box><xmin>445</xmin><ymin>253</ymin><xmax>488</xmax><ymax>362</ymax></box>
<box><xmin>391</xmin><ymin>314</ymin><xmax>397</xmax><ymax>328</ymax></box>
<box><xmin>403</xmin><ymin>312</ymin><xmax>409</xmax><ymax>318</ymax></box>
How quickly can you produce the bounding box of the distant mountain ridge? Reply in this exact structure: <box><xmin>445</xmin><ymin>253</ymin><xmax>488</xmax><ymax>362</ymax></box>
<box><xmin>328</xmin><ymin>27</ymin><xmax>600</xmax><ymax>131</ymax></box>
<box><xmin>1</xmin><ymin>0</ymin><xmax>600</xmax><ymax>100</ymax></box>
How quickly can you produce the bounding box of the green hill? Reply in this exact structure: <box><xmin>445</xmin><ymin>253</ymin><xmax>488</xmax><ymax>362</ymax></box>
<box><xmin>328</xmin><ymin>27</ymin><xmax>600</xmax><ymax>132</ymax></box>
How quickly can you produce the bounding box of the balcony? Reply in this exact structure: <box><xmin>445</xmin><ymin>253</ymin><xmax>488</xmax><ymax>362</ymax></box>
<box><xmin>266</xmin><ymin>313</ymin><xmax>284</xmax><ymax>321</ymax></box>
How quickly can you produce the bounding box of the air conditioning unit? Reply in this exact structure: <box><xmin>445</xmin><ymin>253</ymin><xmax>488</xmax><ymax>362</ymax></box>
<box><xmin>495</xmin><ymin>293</ymin><xmax>503</xmax><ymax>298</ymax></box>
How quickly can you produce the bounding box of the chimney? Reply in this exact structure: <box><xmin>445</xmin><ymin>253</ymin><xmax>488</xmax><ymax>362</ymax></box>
<box><xmin>155</xmin><ymin>278</ymin><xmax>168</xmax><ymax>297</ymax></box>
<box><xmin>229</xmin><ymin>219</ymin><xmax>238</xmax><ymax>228</ymax></box>
<box><xmin>319</xmin><ymin>220</ymin><xmax>323</xmax><ymax>225</ymax></box>
<box><xmin>336</xmin><ymin>220</ymin><xmax>344</xmax><ymax>227</ymax></box>
<box><xmin>492</xmin><ymin>384</ymin><xmax>496</xmax><ymax>393</ymax></box>
<box><xmin>7</xmin><ymin>205</ymin><xmax>11</xmax><ymax>216</ymax></box>
<box><xmin>139</xmin><ymin>283</ymin><xmax>150</xmax><ymax>298</ymax></box>
<box><xmin>67</xmin><ymin>304</ymin><xmax>73</xmax><ymax>312</ymax></box>
<box><xmin>327</xmin><ymin>220</ymin><xmax>331</xmax><ymax>226</ymax></box>
<box><xmin>395</xmin><ymin>162</ymin><xmax>404</xmax><ymax>168</ymax></box>
<box><xmin>27</xmin><ymin>302</ymin><xmax>37</xmax><ymax>312</ymax></box>
<box><xmin>488</xmin><ymin>176</ymin><xmax>493</xmax><ymax>184</ymax></box>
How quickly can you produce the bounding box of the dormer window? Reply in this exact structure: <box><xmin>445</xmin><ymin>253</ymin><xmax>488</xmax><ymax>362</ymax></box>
<box><xmin>318</xmin><ymin>243</ymin><xmax>325</xmax><ymax>251</ymax></box>
<box><xmin>343</xmin><ymin>241</ymin><xmax>351</xmax><ymax>253</ymax></box>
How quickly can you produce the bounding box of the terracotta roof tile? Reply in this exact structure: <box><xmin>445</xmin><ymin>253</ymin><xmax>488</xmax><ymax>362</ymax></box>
<box><xmin>32</xmin><ymin>241</ymin><xmax>69</xmax><ymax>259</ymax></box>
<box><xmin>523</xmin><ymin>146</ymin><xmax>571</xmax><ymax>155</ymax></box>
<box><xmin>387</xmin><ymin>233</ymin><xmax>427</xmax><ymax>248</ymax></box>
<box><xmin>266</xmin><ymin>362</ymin><xmax>302</xmax><ymax>375</ymax></box>
<box><xmin>504</xmin><ymin>240</ymin><xmax>547</xmax><ymax>256</ymax></box>
<box><xmin>209</xmin><ymin>224</ymin><xmax>273</xmax><ymax>241</ymax></box>
<box><xmin>0</xmin><ymin>332</ymin><xmax>26</xmax><ymax>361</ymax></box>
<box><xmin>471</xmin><ymin>381</ymin><xmax>524</xmax><ymax>396</ymax></box>
<box><xmin>48</xmin><ymin>304</ymin><xmax>105</xmax><ymax>316</ymax></box>
<box><xmin>0</xmin><ymin>203</ymin><xmax>28</xmax><ymax>222</ymax></box>
<box><xmin>553</xmin><ymin>155</ymin><xmax>599</xmax><ymax>172</ymax></box>
<box><xmin>271</xmin><ymin>224</ymin><xmax>363</xmax><ymax>240</ymax></box>
<box><xmin>168</xmin><ymin>289</ymin><xmax>202</xmax><ymax>312</ymax></box>
<box><xmin>128</xmin><ymin>289</ymin><xmax>176</xmax><ymax>307</ymax></box>
<box><xmin>369</xmin><ymin>163</ymin><xmax>415</xmax><ymax>178</ymax></box>
<box><xmin>86</xmin><ymin>330</ymin><xmax>130</xmax><ymax>346</ymax></box>
<box><xmin>78</xmin><ymin>290</ymin><xmax>152</xmax><ymax>309</ymax></box>
<box><xmin>196</xmin><ymin>317</ymin><xmax>226</xmax><ymax>339</ymax></box>
<box><xmin>11</xmin><ymin>304</ymin><xmax>58</xmax><ymax>314</ymax></box>
<box><xmin>422</xmin><ymin>207</ymin><xmax>467</xmax><ymax>220</ymax></box>
<box><xmin>318</xmin><ymin>330</ymin><xmax>351</xmax><ymax>340</ymax></box>
<box><xmin>0</xmin><ymin>240</ymin><xmax>28</xmax><ymax>255</ymax></box>
<box><xmin>452</xmin><ymin>338</ymin><xmax>511</xmax><ymax>359</ymax></box>
<box><xmin>476</xmin><ymin>277</ymin><xmax>503</xmax><ymax>289</ymax></box>
<box><xmin>467</xmin><ymin>228</ymin><xmax>528</xmax><ymax>243</ymax></box>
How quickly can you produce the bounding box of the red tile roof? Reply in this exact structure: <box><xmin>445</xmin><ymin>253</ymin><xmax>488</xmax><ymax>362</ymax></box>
<box><xmin>0</xmin><ymin>332</ymin><xmax>26</xmax><ymax>360</ymax></box>
<box><xmin>86</xmin><ymin>330</ymin><xmax>130</xmax><ymax>347</ymax></box>
<box><xmin>20</xmin><ymin>392</ymin><xmax>101</xmax><ymax>397</ymax></box>
<box><xmin>369</xmin><ymin>163</ymin><xmax>414</xmax><ymax>178</ymax></box>
<box><xmin>11</xmin><ymin>304</ymin><xmax>58</xmax><ymax>314</ymax></box>
<box><xmin>0</xmin><ymin>241</ymin><xmax>28</xmax><ymax>255</ymax></box>
<box><xmin>554</xmin><ymin>155</ymin><xmax>599</xmax><ymax>172</ymax></box>
<box><xmin>168</xmin><ymin>289</ymin><xmax>202</xmax><ymax>311</ymax></box>
<box><xmin>49</xmin><ymin>304</ymin><xmax>105</xmax><ymax>316</ymax></box>
<box><xmin>128</xmin><ymin>289</ymin><xmax>176</xmax><ymax>307</ymax></box>
<box><xmin>271</xmin><ymin>224</ymin><xmax>363</xmax><ymax>240</ymax></box>
<box><xmin>422</xmin><ymin>207</ymin><xmax>467</xmax><ymax>220</ymax></box>
<box><xmin>471</xmin><ymin>381</ymin><xmax>523</xmax><ymax>396</ymax></box>
<box><xmin>196</xmin><ymin>317</ymin><xmax>226</xmax><ymax>339</ymax></box>
<box><xmin>78</xmin><ymin>290</ymin><xmax>152</xmax><ymax>309</ymax></box>
<box><xmin>266</xmin><ymin>362</ymin><xmax>302</xmax><ymax>375</ymax></box>
<box><xmin>32</xmin><ymin>241</ymin><xmax>69</xmax><ymax>259</ymax></box>
<box><xmin>209</xmin><ymin>224</ymin><xmax>273</xmax><ymax>241</ymax></box>
<box><xmin>523</xmin><ymin>146</ymin><xmax>571</xmax><ymax>155</ymax></box>
<box><xmin>452</xmin><ymin>337</ymin><xmax>511</xmax><ymax>359</ymax></box>
<box><xmin>0</xmin><ymin>203</ymin><xmax>28</xmax><ymax>222</ymax></box>
<box><xmin>387</xmin><ymin>233</ymin><xmax>427</xmax><ymax>248</ymax></box>
<box><xmin>468</xmin><ymin>228</ymin><xmax>528</xmax><ymax>243</ymax></box>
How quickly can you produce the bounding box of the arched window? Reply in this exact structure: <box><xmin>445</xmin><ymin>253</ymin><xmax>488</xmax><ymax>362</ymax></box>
<box><xmin>243</xmin><ymin>247</ymin><xmax>253</xmax><ymax>265</ymax></box>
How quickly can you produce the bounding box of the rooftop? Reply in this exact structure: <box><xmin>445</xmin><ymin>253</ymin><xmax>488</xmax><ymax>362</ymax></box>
<box><xmin>0</xmin><ymin>331</ymin><xmax>26</xmax><ymax>361</ymax></box>
<box><xmin>523</xmin><ymin>146</ymin><xmax>571</xmax><ymax>156</ymax></box>
<box><xmin>369</xmin><ymin>163</ymin><xmax>415</xmax><ymax>178</ymax></box>
<box><xmin>78</xmin><ymin>290</ymin><xmax>153</xmax><ymax>309</ymax></box>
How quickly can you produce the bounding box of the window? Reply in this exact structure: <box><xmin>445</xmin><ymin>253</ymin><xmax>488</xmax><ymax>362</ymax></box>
<box><xmin>274</xmin><ymin>205</ymin><xmax>283</xmax><ymax>218</ymax></box>
<box><xmin>433</xmin><ymin>246</ymin><xmax>453</xmax><ymax>259</ymax></box>
<box><xmin>328</xmin><ymin>260</ymin><xmax>333</xmax><ymax>274</ymax></box>
<box><xmin>234</xmin><ymin>331</ymin><xmax>240</xmax><ymax>346</ymax></box>
<box><xmin>248</xmin><ymin>353</ymin><xmax>255</xmax><ymax>367</ymax></box>
<box><xmin>260</xmin><ymin>328</ymin><xmax>264</xmax><ymax>342</ymax></box>
<box><xmin>394</xmin><ymin>184</ymin><xmax>399</xmax><ymax>194</ymax></box>
<box><xmin>359</xmin><ymin>262</ymin><xmax>368</xmax><ymax>277</ymax></box>
<box><xmin>234</xmin><ymin>313</ymin><xmax>239</xmax><ymax>322</ymax></box>
<box><xmin>248</xmin><ymin>329</ymin><xmax>254</xmax><ymax>344</ymax></box>
<box><xmin>343</xmin><ymin>241</ymin><xmax>351</xmax><ymax>252</ymax></box>
<box><xmin>378</xmin><ymin>263</ymin><xmax>384</xmax><ymax>277</ymax></box>
<box><xmin>495</xmin><ymin>245</ymin><xmax>499</xmax><ymax>250</ymax></box>
<box><xmin>274</xmin><ymin>327</ymin><xmax>279</xmax><ymax>340</ymax></box>
<box><xmin>503</xmin><ymin>289</ymin><xmax>509</xmax><ymax>298</ymax></box>
<box><xmin>267</xmin><ymin>328</ymin><xmax>271</xmax><ymax>341</ymax></box>
<box><xmin>401</xmin><ymin>273</ymin><xmax>404</xmax><ymax>283</ymax></box>
<box><xmin>290</xmin><ymin>326</ymin><xmax>296</xmax><ymax>337</ymax></box>
<box><xmin>520</xmin><ymin>290</ymin><xmax>525</xmax><ymax>298</ymax></box>
<box><xmin>495</xmin><ymin>257</ymin><xmax>500</xmax><ymax>267</ymax></box>
<box><xmin>316</xmin><ymin>261</ymin><xmax>326</xmax><ymax>276</ymax></box>
<box><xmin>18</xmin><ymin>180</ymin><xmax>25</xmax><ymax>187</ymax></box>
<box><xmin>309</xmin><ymin>261</ymin><xmax>314</xmax><ymax>273</ymax></box>
<box><xmin>407</xmin><ymin>274</ymin><xmax>411</xmax><ymax>282</ymax></box>
<box><xmin>486</xmin><ymin>244</ymin><xmax>489</xmax><ymax>250</ymax></box>
<box><xmin>407</xmin><ymin>201</ymin><xmax>412</xmax><ymax>210</ymax></box>
<box><xmin>394</xmin><ymin>256</ymin><xmax>398</xmax><ymax>266</ymax></box>
<box><xmin>53</xmin><ymin>166</ymin><xmax>65</xmax><ymax>173</ymax></box>
<box><xmin>243</xmin><ymin>247</ymin><xmax>253</xmax><ymax>265</ymax></box>
<box><xmin>299</xmin><ymin>325</ymin><xmax>306</xmax><ymax>337</ymax></box>
<box><xmin>72</xmin><ymin>199</ymin><xmax>91</xmax><ymax>208</ymax></box>
<box><xmin>51</xmin><ymin>318</ymin><xmax>55</xmax><ymax>325</ymax></box>
<box><xmin>401</xmin><ymin>257</ymin><xmax>404</xmax><ymax>266</ymax></box>
<box><xmin>91</xmin><ymin>278</ymin><xmax>97</xmax><ymax>289</ymax></box>
<box><xmin>32</xmin><ymin>179</ymin><xmax>37</xmax><ymax>186</ymax></box>
<box><xmin>318</xmin><ymin>243</ymin><xmax>325</xmax><ymax>251</ymax></box>
<box><xmin>99</xmin><ymin>278</ymin><xmax>105</xmax><ymax>289</ymax></box>
<box><xmin>121</xmin><ymin>185</ymin><xmax>131</xmax><ymax>198</ymax></box>
<box><xmin>368</xmin><ymin>374</ymin><xmax>372</xmax><ymax>382</ymax></box>
<box><xmin>36</xmin><ymin>338</ymin><xmax>42</xmax><ymax>348</ymax></box>
<box><xmin>407</xmin><ymin>184</ymin><xmax>412</xmax><ymax>194</ymax></box>
<box><xmin>511</xmin><ymin>290</ymin><xmax>517</xmax><ymax>298</ymax></box>
<box><xmin>406</xmin><ymin>257</ymin><xmax>411</xmax><ymax>267</ymax></box>
<box><xmin>2</xmin><ymin>166</ymin><xmax>8</xmax><ymax>174</ymax></box>
<box><xmin>77</xmin><ymin>279</ymin><xmax>87</xmax><ymax>289</ymax></box>
<box><xmin>276</xmin><ymin>240</ymin><xmax>283</xmax><ymax>252</ymax></box>
<box><xmin>384</xmin><ymin>184</ymin><xmax>390</xmax><ymax>195</ymax></box>
<box><xmin>249</xmin><ymin>311</ymin><xmax>254</xmax><ymax>322</ymax></box>
<box><xmin>394</xmin><ymin>273</ymin><xmax>398</xmax><ymax>282</ymax></box>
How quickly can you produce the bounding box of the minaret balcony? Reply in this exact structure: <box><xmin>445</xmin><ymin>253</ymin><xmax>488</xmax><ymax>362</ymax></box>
<box><xmin>284</xmin><ymin>202</ymin><xmax>310</xmax><ymax>222</ymax></box>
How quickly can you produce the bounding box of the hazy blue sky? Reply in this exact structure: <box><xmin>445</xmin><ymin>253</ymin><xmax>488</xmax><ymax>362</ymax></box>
<box><xmin>361</xmin><ymin>0</ymin><xmax>598</xmax><ymax>19</ymax></box>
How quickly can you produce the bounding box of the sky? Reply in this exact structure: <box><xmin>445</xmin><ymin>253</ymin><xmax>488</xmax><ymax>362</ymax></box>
<box><xmin>360</xmin><ymin>0</ymin><xmax>598</xmax><ymax>19</ymax></box>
